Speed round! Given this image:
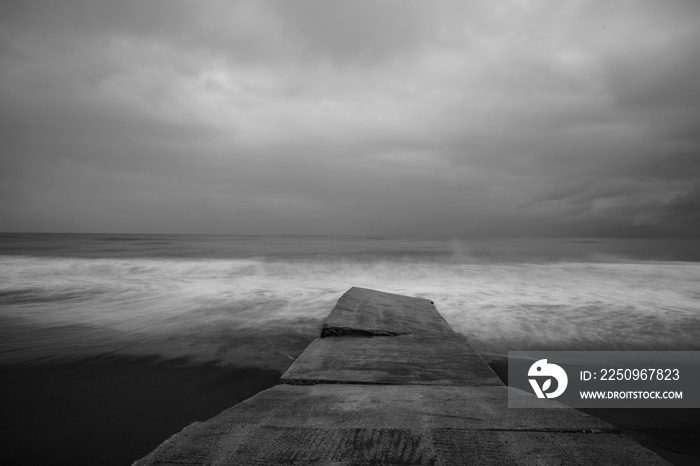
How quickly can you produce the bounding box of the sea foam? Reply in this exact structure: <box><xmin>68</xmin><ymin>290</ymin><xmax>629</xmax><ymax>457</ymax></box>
<box><xmin>2</xmin><ymin>252</ymin><xmax>699</xmax><ymax>370</ymax></box>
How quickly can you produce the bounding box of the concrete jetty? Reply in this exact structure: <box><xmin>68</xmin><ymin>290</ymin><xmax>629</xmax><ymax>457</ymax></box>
<box><xmin>134</xmin><ymin>287</ymin><xmax>669</xmax><ymax>465</ymax></box>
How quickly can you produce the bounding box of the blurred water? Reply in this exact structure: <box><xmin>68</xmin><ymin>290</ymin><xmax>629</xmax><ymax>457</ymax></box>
<box><xmin>1</xmin><ymin>234</ymin><xmax>699</xmax><ymax>371</ymax></box>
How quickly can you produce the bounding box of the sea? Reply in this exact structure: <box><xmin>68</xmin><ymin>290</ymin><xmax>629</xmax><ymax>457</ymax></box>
<box><xmin>2</xmin><ymin>233</ymin><xmax>700</xmax><ymax>464</ymax></box>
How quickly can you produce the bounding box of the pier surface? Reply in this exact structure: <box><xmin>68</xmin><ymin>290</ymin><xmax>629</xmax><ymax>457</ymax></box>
<box><xmin>134</xmin><ymin>287</ymin><xmax>669</xmax><ymax>465</ymax></box>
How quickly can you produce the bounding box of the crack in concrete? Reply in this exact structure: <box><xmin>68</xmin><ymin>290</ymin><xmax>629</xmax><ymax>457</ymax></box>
<box><xmin>320</xmin><ymin>324</ymin><xmax>411</xmax><ymax>338</ymax></box>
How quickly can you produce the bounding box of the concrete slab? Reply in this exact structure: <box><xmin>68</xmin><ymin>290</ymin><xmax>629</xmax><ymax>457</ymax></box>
<box><xmin>133</xmin><ymin>385</ymin><xmax>669</xmax><ymax>465</ymax></box>
<box><xmin>321</xmin><ymin>287</ymin><xmax>455</xmax><ymax>337</ymax></box>
<box><xmin>281</xmin><ymin>334</ymin><xmax>502</xmax><ymax>386</ymax></box>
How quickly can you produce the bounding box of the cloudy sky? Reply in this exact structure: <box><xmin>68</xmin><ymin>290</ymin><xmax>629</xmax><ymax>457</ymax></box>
<box><xmin>1</xmin><ymin>1</ymin><xmax>699</xmax><ymax>236</ymax></box>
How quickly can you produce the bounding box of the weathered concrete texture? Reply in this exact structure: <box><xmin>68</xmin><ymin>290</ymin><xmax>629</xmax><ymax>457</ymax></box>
<box><xmin>135</xmin><ymin>428</ymin><xmax>667</xmax><ymax>466</ymax></box>
<box><xmin>134</xmin><ymin>385</ymin><xmax>668</xmax><ymax>465</ymax></box>
<box><xmin>134</xmin><ymin>287</ymin><xmax>670</xmax><ymax>465</ymax></box>
<box><xmin>321</xmin><ymin>287</ymin><xmax>454</xmax><ymax>337</ymax></box>
<box><xmin>139</xmin><ymin>384</ymin><xmax>616</xmax><ymax>432</ymax></box>
<box><xmin>281</xmin><ymin>334</ymin><xmax>502</xmax><ymax>386</ymax></box>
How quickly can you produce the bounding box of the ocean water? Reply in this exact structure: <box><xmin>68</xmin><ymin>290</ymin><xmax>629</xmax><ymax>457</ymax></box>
<box><xmin>2</xmin><ymin>233</ymin><xmax>700</xmax><ymax>371</ymax></box>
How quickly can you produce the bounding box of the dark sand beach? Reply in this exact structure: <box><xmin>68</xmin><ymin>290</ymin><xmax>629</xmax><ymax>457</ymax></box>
<box><xmin>0</xmin><ymin>358</ymin><xmax>280</xmax><ymax>466</ymax></box>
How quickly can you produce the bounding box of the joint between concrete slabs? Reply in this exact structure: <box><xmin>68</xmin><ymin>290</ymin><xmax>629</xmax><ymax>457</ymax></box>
<box><xmin>320</xmin><ymin>324</ymin><xmax>411</xmax><ymax>338</ymax></box>
<box><xmin>280</xmin><ymin>378</ymin><xmax>503</xmax><ymax>387</ymax></box>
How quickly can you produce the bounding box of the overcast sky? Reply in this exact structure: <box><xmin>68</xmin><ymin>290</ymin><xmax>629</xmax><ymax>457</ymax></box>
<box><xmin>1</xmin><ymin>1</ymin><xmax>699</xmax><ymax>236</ymax></box>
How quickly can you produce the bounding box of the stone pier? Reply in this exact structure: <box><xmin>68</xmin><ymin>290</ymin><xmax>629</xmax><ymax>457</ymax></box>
<box><xmin>134</xmin><ymin>287</ymin><xmax>669</xmax><ymax>465</ymax></box>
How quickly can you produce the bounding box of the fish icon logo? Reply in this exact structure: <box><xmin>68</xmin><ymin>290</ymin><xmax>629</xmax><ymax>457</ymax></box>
<box><xmin>528</xmin><ymin>359</ymin><xmax>568</xmax><ymax>399</ymax></box>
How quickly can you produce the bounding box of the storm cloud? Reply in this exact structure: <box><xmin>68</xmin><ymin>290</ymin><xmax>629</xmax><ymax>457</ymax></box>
<box><xmin>1</xmin><ymin>0</ymin><xmax>699</xmax><ymax>236</ymax></box>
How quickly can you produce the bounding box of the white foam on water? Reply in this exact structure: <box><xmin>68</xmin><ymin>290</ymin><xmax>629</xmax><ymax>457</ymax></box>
<box><xmin>1</xmin><ymin>254</ymin><xmax>699</xmax><ymax>370</ymax></box>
